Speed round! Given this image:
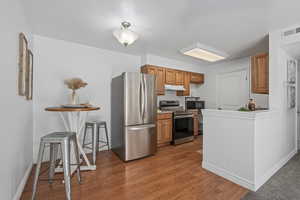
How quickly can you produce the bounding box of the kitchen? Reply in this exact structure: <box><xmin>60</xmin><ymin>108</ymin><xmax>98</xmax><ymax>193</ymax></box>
<box><xmin>110</xmin><ymin>51</ymin><xmax>269</xmax><ymax>163</ymax></box>
<box><xmin>143</xmin><ymin>65</ymin><xmax>205</xmax><ymax>148</ymax></box>
<box><xmin>111</xmin><ymin>65</ymin><xmax>206</xmax><ymax>161</ymax></box>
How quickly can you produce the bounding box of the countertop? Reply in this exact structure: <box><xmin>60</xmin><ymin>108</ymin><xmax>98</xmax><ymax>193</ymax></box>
<box><xmin>202</xmin><ymin>108</ymin><xmax>277</xmax><ymax>120</ymax></box>
<box><xmin>157</xmin><ymin>110</ymin><xmax>173</xmax><ymax>114</ymax></box>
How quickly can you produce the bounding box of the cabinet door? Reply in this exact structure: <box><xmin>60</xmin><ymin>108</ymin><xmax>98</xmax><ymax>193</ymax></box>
<box><xmin>251</xmin><ymin>53</ymin><xmax>269</xmax><ymax>94</ymax></box>
<box><xmin>157</xmin><ymin>120</ymin><xmax>163</xmax><ymax>143</ymax></box>
<box><xmin>177</xmin><ymin>72</ymin><xmax>190</xmax><ymax>96</ymax></box>
<box><xmin>175</xmin><ymin>70</ymin><xmax>184</xmax><ymax>85</ymax></box>
<box><xmin>190</xmin><ymin>73</ymin><xmax>204</xmax><ymax>84</ymax></box>
<box><xmin>156</xmin><ymin>67</ymin><xmax>165</xmax><ymax>95</ymax></box>
<box><xmin>194</xmin><ymin>116</ymin><xmax>199</xmax><ymax>136</ymax></box>
<box><xmin>141</xmin><ymin>65</ymin><xmax>165</xmax><ymax>96</ymax></box>
<box><xmin>147</xmin><ymin>67</ymin><xmax>156</xmax><ymax>76</ymax></box>
<box><xmin>165</xmin><ymin>69</ymin><xmax>176</xmax><ymax>85</ymax></box>
<box><xmin>157</xmin><ymin>118</ymin><xmax>172</xmax><ymax>145</ymax></box>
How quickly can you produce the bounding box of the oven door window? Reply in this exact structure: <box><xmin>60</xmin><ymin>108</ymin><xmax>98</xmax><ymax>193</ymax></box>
<box><xmin>174</xmin><ymin>117</ymin><xmax>194</xmax><ymax>140</ymax></box>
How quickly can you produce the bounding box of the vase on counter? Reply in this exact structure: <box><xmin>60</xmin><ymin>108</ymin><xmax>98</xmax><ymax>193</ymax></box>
<box><xmin>70</xmin><ymin>90</ymin><xmax>79</xmax><ymax>104</ymax></box>
<box><xmin>64</xmin><ymin>78</ymin><xmax>87</xmax><ymax>105</ymax></box>
<box><xmin>248</xmin><ymin>99</ymin><xmax>256</xmax><ymax>111</ymax></box>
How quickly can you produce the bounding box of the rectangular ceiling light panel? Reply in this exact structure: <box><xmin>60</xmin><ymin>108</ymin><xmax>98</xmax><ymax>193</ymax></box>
<box><xmin>181</xmin><ymin>43</ymin><xmax>228</xmax><ymax>62</ymax></box>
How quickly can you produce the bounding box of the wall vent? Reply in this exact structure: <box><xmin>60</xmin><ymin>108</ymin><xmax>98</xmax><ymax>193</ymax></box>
<box><xmin>283</xmin><ymin>27</ymin><xmax>300</xmax><ymax>37</ymax></box>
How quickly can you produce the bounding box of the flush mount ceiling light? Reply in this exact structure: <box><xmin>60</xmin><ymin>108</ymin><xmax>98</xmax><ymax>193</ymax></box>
<box><xmin>113</xmin><ymin>21</ymin><xmax>139</xmax><ymax>47</ymax></box>
<box><xmin>180</xmin><ymin>43</ymin><xmax>228</xmax><ymax>62</ymax></box>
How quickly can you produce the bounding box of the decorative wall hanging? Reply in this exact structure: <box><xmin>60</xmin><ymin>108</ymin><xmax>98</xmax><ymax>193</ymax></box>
<box><xmin>287</xmin><ymin>60</ymin><xmax>297</xmax><ymax>108</ymax></box>
<box><xmin>26</xmin><ymin>50</ymin><xmax>33</xmax><ymax>100</ymax></box>
<box><xmin>18</xmin><ymin>33</ymin><xmax>28</xmax><ymax>96</ymax></box>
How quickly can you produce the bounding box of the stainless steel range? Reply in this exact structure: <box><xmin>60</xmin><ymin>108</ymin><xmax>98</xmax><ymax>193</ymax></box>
<box><xmin>159</xmin><ymin>101</ymin><xmax>194</xmax><ymax>145</ymax></box>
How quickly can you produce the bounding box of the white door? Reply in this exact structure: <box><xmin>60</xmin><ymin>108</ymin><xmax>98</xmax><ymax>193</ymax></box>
<box><xmin>217</xmin><ymin>70</ymin><xmax>249</xmax><ymax>110</ymax></box>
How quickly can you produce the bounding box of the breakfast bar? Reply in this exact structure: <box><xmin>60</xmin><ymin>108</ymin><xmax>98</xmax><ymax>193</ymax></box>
<box><xmin>201</xmin><ymin>109</ymin><xmax>287</xmax><ymax>191</ymax></box>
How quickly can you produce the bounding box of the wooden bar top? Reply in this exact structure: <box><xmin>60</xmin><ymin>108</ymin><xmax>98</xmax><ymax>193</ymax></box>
<box><xmin>45</xmin><ymin>106</ymin><xmax>100</xmax><ymax>112</ymax></box>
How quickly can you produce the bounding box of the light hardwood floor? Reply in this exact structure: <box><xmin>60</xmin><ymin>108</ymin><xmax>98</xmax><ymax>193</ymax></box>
<box><xmin>21</xmin><ymin>137</ymin><xmax>248</xmax><ymax>200</ymax></box>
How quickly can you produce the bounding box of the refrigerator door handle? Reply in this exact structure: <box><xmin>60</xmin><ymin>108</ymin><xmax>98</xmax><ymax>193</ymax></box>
<box><xmin>141</xmin><ymin>74</ymin><xmax>145</xmax><ymax>120</ymax></box>
<box><xmin>142</xmin><ymin>74</ymin><xmax>147</xmax><ymax>121</ymax></box>
<box><xmin>139</xmin><ymin>77</ymin><xmax>143</xmax><ymax>120</ymax></box>
<box><xmin>127</xmin><ymin>124</ymin><xmax>156</xmax><ymax>131</ymax></box>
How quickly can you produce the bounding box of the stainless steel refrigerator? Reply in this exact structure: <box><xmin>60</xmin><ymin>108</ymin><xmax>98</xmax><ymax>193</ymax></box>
<box><xmin>111</xmin><ymin>72</ymin><xmax>157</xmax><ymax>161</ymax></box>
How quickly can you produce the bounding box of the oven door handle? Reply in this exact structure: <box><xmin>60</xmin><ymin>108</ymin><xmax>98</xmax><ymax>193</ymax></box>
<box><xmin>174</xmin><ymin>115</ymin><xmax>194</xmax><ymax>119</ymax></box>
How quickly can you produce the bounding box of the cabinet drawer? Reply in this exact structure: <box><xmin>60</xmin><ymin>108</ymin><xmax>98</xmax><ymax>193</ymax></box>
<box><xmin>157</xmin><ymin>113</ymin><xmax>172</xmax><ymax>120</ymax></box>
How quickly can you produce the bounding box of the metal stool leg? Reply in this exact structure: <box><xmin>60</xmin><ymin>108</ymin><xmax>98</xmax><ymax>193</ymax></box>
<box><xmin>49</xmin><ymin>143</ymin><xmax>59</xmax><ymax>184</ymax></box>
<box><xmin>31</xmin><ymin>141</ymin><xmax>45</xmax><ymax>200</ymax></box>
<box><xmin>73</xmin><ymin>135</ymin><xmax>81</xmax><ymax>183</ymax></box>
<box><xmin>104</xmin><ymin>123</ymin><xmax>109</xmax><ymax>150</ymax></box>
<box><xmin>61</xmin><ymin>140</ymin><xmax>71</xmax><ymax>200</ymax></box>
<box><xmin>92</xmin><ymin>124</ymin><xmax>97</xmax><ymax>165</ymax></box>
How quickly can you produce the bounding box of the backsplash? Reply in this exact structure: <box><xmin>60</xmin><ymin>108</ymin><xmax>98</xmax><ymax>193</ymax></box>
<box><xmin>157</xmin><ymin>90</ymin><xmax>185</xmax><ymax>108</ymax></box>
<box><xmin>157</xmin><ymin>84</ymin><xmax>203</xmax><ymax>109</ymax></box>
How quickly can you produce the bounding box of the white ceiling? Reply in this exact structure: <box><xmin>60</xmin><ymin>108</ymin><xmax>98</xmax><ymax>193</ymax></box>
<box><xmin>24</xmin><ymin>0</ymin><xmax>300</xmax><ymax>66</ymax></box>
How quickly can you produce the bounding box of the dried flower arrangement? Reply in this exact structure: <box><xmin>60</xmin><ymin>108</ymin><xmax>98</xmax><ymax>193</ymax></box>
<box><xmin>64</xmin><ymin>78</ymin><xmax>88</xmax><ymax>104</ymax></box>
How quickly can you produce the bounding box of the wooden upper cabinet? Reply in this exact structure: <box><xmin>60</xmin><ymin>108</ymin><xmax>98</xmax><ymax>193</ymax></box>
<box><xmin>165</xmin><ymin>69</ymin><xmax>184</xmax><ymax>85</ymax></box>
<box><xmin>141</xmin><ymin>65</ymin><xmax>205</xmax><ymax>96</ymax></box>
<box><xmin>141</xmin><ymin>65</ymin><xmax>165</xmax><ymax>95</ymax></box>
<box><xmin>156</xmin><ymin>68</ymin><xmax>165</xmax><ymax>95</ymax></box>
<box><xmin>165</xmin><ymin>69</ymin><xmax>176</xmax><ymax>85</ymax></box>
<box><xmin>251</xmin><ymin>53</ymin><xmax>269</xmax><ymax>94</ymax></box>
<box><xmin>177</xmin><ymin>72</ymin><xmax>191</xmax><ymax>96</ymax></box>
<box><xmin>190</xmin><ymin>73</ymin><xmax>204</xmax><ymax>84</ymax></box>
<box><xmin>175</xmin><ymin>70</ymin><xmax>184</xmax><ymax>85</ymax></box>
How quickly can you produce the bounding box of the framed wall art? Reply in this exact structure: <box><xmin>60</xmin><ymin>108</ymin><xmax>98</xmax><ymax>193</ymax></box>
<box><xmin>287</xmin><ymin>59</ymin><xmax>297</xmax><ymax>108</ymax></box>
<box><xmin>18</xmin><ymin>33</ymin><xmax>28</xmax><ymax>96</ymax></box>
<box><xmin>26</xmin><ymin>50</ymin><xmax>33</xmax><ymax>100</ymax></box>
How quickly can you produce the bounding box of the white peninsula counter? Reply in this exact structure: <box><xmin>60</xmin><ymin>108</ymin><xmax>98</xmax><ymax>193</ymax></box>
<box><xmin>202</xmin><ymin>109</ymin><xmax>297</xmax><ymax>191</ymax></box>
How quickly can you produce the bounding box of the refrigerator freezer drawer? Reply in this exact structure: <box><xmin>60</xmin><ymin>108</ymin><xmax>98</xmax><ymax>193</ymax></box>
<box><xmin>124</xmin><ymin>124</ymin><xmax>157</xmax><ymax>161</ymax></box>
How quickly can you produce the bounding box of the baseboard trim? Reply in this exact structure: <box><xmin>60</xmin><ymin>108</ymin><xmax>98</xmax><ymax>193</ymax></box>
<box><xmin>202</xmin><ymin>149</ymin><xmax>297</xmax><ymax>192</ymax></box>
<box><xmin>202</xmin><ymin>161</ymin><xmax>255</xmax><ymax>191</ymax></box>
<box><xmin>255</xmin><ymin>149</ymin><xmax>297</xmax><ymax>191</ymax></box>
<box><xmin>13</xmin><ymin>163</ymin><xmax>33</xmax><ymax>200</ymax></box>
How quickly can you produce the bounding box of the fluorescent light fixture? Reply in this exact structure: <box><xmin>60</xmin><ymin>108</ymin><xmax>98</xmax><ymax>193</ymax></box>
<box><xmin>180</xmin><ymin>43</ymin><xmax>228</xmax><ymax>62</ymax></box>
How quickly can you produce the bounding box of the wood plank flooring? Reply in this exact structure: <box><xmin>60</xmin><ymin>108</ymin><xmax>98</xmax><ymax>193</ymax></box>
<box><xmin>21</xmin><ymin>137</ymin><xmax>248</xmax><ymax>200</ymax></box>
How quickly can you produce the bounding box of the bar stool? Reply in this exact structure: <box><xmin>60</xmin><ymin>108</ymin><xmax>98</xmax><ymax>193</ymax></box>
<box><xmin>82</xmin><ymin>121</ymin><xmax>109</xmax><ymax>165</ymax></box>
<box><xmin>31</xmin><ymin>132</ymin><xmax>81</xmax><ymax>200</ymax></box>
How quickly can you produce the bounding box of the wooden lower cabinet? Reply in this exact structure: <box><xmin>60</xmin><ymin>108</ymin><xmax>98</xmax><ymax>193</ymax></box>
<box><xmin>194</xmin><ymin>115</ymin><xmax>199</xmax><ymax>136</ymax></box>
<box><xmin>157</xmin><ymin>113</ymin><xmax>173</xmax><ymax>146</ymax></box>
<box><xmin>188</xmin><ymin>110</ymin><xmax>199</xmax><ymax>136</ymax></box>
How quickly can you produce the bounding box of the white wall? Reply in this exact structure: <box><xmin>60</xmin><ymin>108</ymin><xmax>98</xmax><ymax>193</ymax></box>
<box><xmin>144</xmin><ymin>54</ymin><xmax>208</xmax><ymax>107</ymax></box>
<box><xmin>198</xmin><ymin>57</ymin><xmax>269</xmax><ymax>109</ymax></box>
<box><xmin>298</xmin><ymin>61</ymin><xmax>300</xmax><ymax>148</ymax></box>
<box><xmin>33</xmin><ymin>35</ymin><xmax>141</xmax><ymax>161</ymax></box>
<box><xmin>0</xmin><ymin>0</ymin><xmax>33</xmax><ymax>199</ymax></box>
<box><xmin>262</xmin><ymin>28</ymin><xmax>298</xmax><ymax>185</ymax></box>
